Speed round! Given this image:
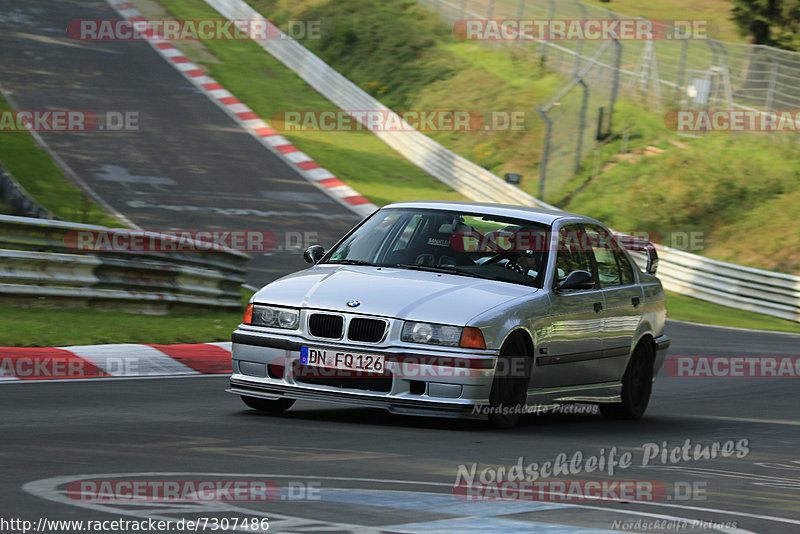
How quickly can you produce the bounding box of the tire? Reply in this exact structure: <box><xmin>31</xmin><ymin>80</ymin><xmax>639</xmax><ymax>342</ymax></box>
<box><xmin>487</xmin><ymin>335</ymin><xmax>531</xmax><ymax>429</ymax></box>
<box><xmin>600</xmin><ymin>341</ymin><xmax>654</xmax><ymax>420</ymax></box>
<box><xmin>241</xmin><ymin>395</ymin><xmax>295</xmax><ymax>413</ymax></box>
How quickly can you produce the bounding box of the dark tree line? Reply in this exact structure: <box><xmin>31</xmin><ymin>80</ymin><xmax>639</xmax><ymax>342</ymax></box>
<box><xmin>729</xmin><ymin>0</ymin><xmax>800</xmax><ymax>49</ymax></box>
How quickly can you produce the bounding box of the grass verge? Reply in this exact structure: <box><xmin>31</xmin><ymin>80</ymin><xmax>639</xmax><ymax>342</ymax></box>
<box><xmin>0</xmin><ymin>94</ymin><xmax>120</xmax><ymax>227</ymax></box>
<box><xmin>0</xmin><ymin>305</ymin><xmax>242</xmax><ymax>346</ymax></box>
<box><xmin>666</xmin><ymin>291</ymin><xmax>800</xmax><ymax>333</ymax></box>
<box><xmin>0</xmin><ymin>291</ymin><xmax>252</xmax><ymax>347</ymax></box>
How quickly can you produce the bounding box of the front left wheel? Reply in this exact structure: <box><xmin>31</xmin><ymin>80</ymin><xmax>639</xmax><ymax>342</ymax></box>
<box><xmin>487</xmin><ymin>335</ymin><xmax>532</xmax><ymax>429</ymax></box>
<box><xmin>241</xmin><ymin>395</ymin><xmax>295</xmax><ymax>413</ymax></box>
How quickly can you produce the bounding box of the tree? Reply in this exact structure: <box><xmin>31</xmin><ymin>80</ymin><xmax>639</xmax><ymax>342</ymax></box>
<box><xmin>729</xmin><ymin>0</ymin><xmax>800</xmax><ymax>49</ymax></box>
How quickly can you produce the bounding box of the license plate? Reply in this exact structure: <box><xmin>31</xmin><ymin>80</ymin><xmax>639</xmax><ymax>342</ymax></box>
<box><xmin>300</xmin><ymin>347</ymin><xmax>385</xmax><ymax>373</ymax></box>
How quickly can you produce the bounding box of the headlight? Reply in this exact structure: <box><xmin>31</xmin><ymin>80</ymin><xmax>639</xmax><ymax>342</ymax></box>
<box><xmin>247</xmin><ymin>304</ymin><xmax>299</xmax><ymax>330</ymax></box>
<box><xmin>278</xmin><ymin>309</ymin><xmax>299</xmax><ymax>329</ymax></box>
<box><xmin>401</xmin><ymin>321</ymin><xmax>463</xmax><ymax>346</ymax></box>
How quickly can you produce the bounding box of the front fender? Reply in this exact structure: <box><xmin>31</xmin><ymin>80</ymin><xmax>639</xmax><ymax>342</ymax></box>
<box><xmin>468</xmin><ymin>293</ymin><xmax>551</xmax><ymax>351</ymax></box>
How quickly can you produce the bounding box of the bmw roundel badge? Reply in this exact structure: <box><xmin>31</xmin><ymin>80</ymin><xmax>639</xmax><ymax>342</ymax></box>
<box><xmin>346</xmin><ymin>300</ymin><xmax>360</xmax><ymax>308</ymax></box>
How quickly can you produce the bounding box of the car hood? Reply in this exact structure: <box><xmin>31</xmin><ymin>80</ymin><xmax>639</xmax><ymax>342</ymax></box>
<box><xmin>253</xmin><ymin>265</ymin><xmax>537</xmax><ymax>325</ymax></box>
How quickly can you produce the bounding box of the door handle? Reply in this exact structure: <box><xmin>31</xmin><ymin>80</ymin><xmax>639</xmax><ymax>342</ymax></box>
<box><xmin>593</xmin><ymin>302</ymin><xmax>603</xmax><ymax>313</ymax></box>
<box><xmin>632</xmin><ymin>297</ymin><xmax>641</xmax><ymax>308</ymax></box>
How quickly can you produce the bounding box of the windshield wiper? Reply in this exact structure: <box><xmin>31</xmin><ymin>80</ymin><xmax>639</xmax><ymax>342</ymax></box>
<box><xmin>393</xmin><ymin>263</ymin><xmax>496</xmax><ymax>280</ymax></box>
<box><xmin>325</xmin><ymin>259</ymin><xmax>379</xmax><ymax>266</ymax></box>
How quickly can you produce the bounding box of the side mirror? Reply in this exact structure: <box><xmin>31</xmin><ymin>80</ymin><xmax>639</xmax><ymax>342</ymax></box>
<box><xmin>555</xmin><ymin>270</ymin><xmax>594</xmax><ymax>291</ymax></box>
<box><xmin>304</xmin><ymin>245</ymin><xmax>325</xmax><ymax>264</ymax></box>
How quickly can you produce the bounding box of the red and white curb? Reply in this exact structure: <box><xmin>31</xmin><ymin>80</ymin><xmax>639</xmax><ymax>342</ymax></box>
<box><xmin>105</xmin><ymin>0</ymin><xmax>377</xmax><ymax>218</ymax></box>
<box><xmin>0</xmin><ymin>342</ymin><xmax>231</xmax><ymax>381</ymax></box>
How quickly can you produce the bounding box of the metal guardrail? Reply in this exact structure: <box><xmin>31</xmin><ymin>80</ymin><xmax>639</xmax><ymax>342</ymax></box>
<box><xmin>204</xmin><ymin>0</ymin><xmax>800</xmax><ymax>323</ymax></box>
<box><xmin>633</xmin><ymin>249</ymin><xmax>800</xmax><ymax>323</ymax></box>
<box><xmin>0</xmin><ymin>215</ymin><xmax>249</xmax><ymax>312</ymax></box>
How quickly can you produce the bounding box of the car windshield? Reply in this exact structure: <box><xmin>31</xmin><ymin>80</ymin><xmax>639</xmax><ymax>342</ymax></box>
<box><xmin>323</xmin><ymin>208</ymin><xmax>550</xmax><ymax>287</ymax></box>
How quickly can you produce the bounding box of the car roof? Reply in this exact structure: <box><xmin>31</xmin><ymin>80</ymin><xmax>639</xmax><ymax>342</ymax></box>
<box><xmin>381</xmin><ymin>201</ymin><xmax>595</xmax><ymax>226</ymax></box>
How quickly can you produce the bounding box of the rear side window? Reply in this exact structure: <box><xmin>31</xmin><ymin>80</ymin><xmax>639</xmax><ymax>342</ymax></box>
<box><xmin>616</xmin><ymin>251</ymin><xmax>636</xmax><ymax>285</ymax></box>
<box><xmin>584</xmin><ymin>225</ymin><xmax>620</xmax><ymax>286</ymax></box>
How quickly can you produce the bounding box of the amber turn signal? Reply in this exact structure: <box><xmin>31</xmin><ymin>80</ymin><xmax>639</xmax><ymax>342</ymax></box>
<box><xmin>459</xmin><ymin>327</ymin><xmax>486</xmax><ymax>349</ymax></box>
<box><xmin>242</xmin><ymin>303</ymin><xmax>254</xmax><ymax>325</ymax></box>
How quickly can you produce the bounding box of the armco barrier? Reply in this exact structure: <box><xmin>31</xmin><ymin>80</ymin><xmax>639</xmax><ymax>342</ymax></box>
<box><xmin>203</xmin><ymin>0</ymin><xmax>800</xmax><ymax>323</ymax></box>
<box><xmin>633</xmin><ymin>249</ymin><xmax>800</xmax><ymax>323</ymax></box>
<box><xmin>0</xmin><ymin>215</ymin><xmax>248</xmax><ymax>312</ymax></box>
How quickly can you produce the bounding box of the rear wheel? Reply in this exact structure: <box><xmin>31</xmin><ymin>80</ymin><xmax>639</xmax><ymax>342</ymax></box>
<box><xmin>241</xmin><ymin>395</ymin><xmax>295</xmax><ymax>413</ymax></box>
<box><xmin>600</xmin><ymin>341</ymin><xmax>654</xmax><ymax>420</ymax></box>
<box><xmin>487</xmin><ymin>336</ymin><xmax>531</xmax><ymax>429</ymax></box>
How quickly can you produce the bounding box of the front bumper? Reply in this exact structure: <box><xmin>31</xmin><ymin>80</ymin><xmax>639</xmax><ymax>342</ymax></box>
<box><xmin>229</xmin><ymin>329</ymin><xmax>499</xmax><ymax>418</ymax></box>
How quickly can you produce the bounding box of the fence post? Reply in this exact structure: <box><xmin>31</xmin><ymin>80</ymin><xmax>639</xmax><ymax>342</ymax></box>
<box><xmin>674</xmin><ymin>38</ymin><xmax>689</xmax><ymax>104</ymax></box>
<box><xmin>460</xmin><ymin>0</ymin><xmax>467</xmax><ymax>19</ymax></box>
<box><xmin>515</xmin><ymin>0</ymin><xmax>525</xmax><ymax>47</ymax></box>
<box><xmin>540</xmin><ymin>0</ymin><xmax>556</xmax><ymax>63</ymax></box>
<box><xmin>535</xmin><ymin>107</ymin><xmax>553</xmax><ymax>199</ymax></box>
<box><xmin>765</xmin><ymin>47</ymin><xmax>778</xmax><ymax>111</ymax></box>
<box><xmin>714</xmin><ymin>40</ymin><xmax>734</xmax><ymax>108</ymax></box>
<box><xmin>575</xmin><ymin>78</ymin><xmax>589</xmax><ymax>175</ymax></box>
<box><xmin>487</xmin><ymin>0</ymin><xmax>495</xmax><ymax>19</ymax></box>
<box><xmin>573</xmin><ymin>0</ymin><xmax>589</xmax><ymax>75</ymax></box>
<box><xmin>601</xmin><ymin>8</ymin><xmax>621</xmax><ymax>133</ymax></box>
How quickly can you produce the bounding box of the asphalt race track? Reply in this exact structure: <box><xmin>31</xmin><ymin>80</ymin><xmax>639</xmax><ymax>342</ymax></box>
<box><xmin>2</xmin><ymin>1</ymin><xmax>800</xmax><ymax>533</ymax></box>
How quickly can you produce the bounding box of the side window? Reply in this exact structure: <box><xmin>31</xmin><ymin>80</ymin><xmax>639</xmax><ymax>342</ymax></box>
<box><xmin>585</xmin><ymin>225</ymin><xmax>621</xmax><ymax>286</ymax></box>
<box><xmin>555</xmin><ymin>224</ymin><xmax>594</xmax><ymax>286</ymax></box>
<box><xmin>616</xmin><ymin>251</ymin><xmax>636</xmax><ymax>285</ymax></box>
